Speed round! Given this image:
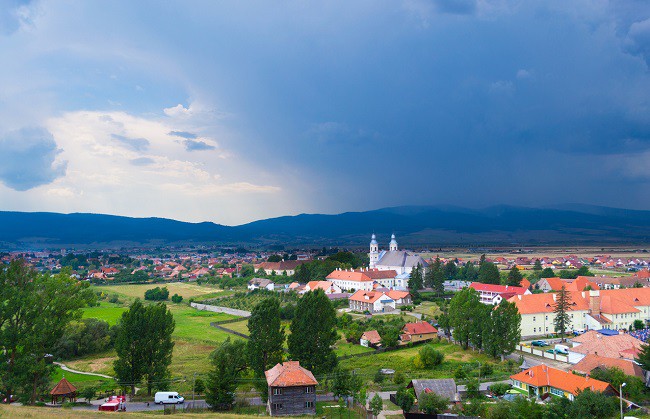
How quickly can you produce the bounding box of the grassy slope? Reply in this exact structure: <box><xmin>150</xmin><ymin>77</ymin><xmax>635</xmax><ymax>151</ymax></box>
<box><xmin>0</xmin><ymin>404</ymin><xmax>261</xmax><ymax>418</ymax></box>
<box><xmin>94</xmin><ymin>282</ymin><xmax>224</xmax><ymax>300</ymax></box>
<box><xmin>82</xmin><ymin>302</ymin><xmax>127</xmax><ymax>326</ymax></box>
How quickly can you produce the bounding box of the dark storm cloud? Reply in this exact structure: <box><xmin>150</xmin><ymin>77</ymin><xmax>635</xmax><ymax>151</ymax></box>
<box><xmin>0</xmin><ymin>127</ymin><xmax>67</xmax><ymax>191</ymax></box>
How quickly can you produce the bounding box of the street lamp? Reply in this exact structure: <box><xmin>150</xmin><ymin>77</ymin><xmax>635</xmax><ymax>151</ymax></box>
<box><xmin>620</xmin><ymin>382</ymin><xmax>626</xmax><ymax>419</ymax></box>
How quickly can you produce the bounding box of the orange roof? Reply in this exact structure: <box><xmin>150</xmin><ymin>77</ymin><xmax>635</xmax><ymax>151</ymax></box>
<box><xmin>520</xmin><ymin>278</ymin><xmax>531</xmax><ymax>290</ymax></box>
<box><xmin>50</xmin><ymin>378</ymin><xmax>77</xmax><ymax>395</ymax></box>
<box><xmin>349</xmin><ymin>290</ymin><xmax>387</xmax><ymax>304</ymax></box>
<box><xmin>510</xmin><ymin>365</ymin><xmax>612</xmax><ymax>396</ymax></box>
<box><xmin>403</xmin><ymin>322</ymin><xmax>438</xmax><ymax>335</ymax></box>
<box><xmin>358</xmin><ymin>269</ymin><xmax>398</xmax><ymax>279</ymax></box>
<box><xmin>539</xmin><ymin>277</ymin><xmax>565</xmax><ymax>290</ymax></box>
<box><xmin>565</xmin><ymin>276</ymin><xmax>599</xmax><ymax>292</ymax></box>
<box><xmin>361</xmin><ymin>330</ymin><xmax>382</xmax><ymax>344</ymax></box>
<box><xmin>508</xmin><ymin>292</ymin><xmax>589</xmax><ymax>314</ymax></box>
<box><xmin>386</xmin><ymin>290</ymin><xmax>410</xmax><ymax>300</ymax></box>
<box><xmin>265</xmin><ymin>361</ymin><xmax>318</xmax><ymax>387</ymax></box>
<box><xmin>326</xmin><ymin>270</ymin><xmax>372</xmax><ymax>282</ymax></box>
<box><xmin>571</xmin><ymin>354</ymin><xmax>645</xmax><ymax>379</ymax></box>
<box><xmin>470</xmin><ymin>282</ymin><xmax>528</xmax><ymax>295</ymax></box>
<box><xmin>307</xmin><ymin>281</ymin><xmax>334</xmax><ymax>291</ymax></box>
<box><xmin>569</xmin><ymin>332</ymin><xmax>643</xmax><ymax>359</ymax></box>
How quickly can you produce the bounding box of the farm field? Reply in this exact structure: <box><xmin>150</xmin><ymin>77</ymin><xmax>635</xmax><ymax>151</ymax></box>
<box><xmin>82</xmin><ymin>302</ymin><xmax>127</xmax><ymax>326</ymax></box>
<box><xmin>93</xmin><ymin>282</ymin><xmax>224</xmax><ymax>300</ymax></box>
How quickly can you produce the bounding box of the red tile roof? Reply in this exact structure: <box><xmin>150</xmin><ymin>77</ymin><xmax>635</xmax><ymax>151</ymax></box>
<box><xmin>265</xmin><ymin>361</ymin><xmax>318</xmax><ymax>387</ymax></box>
<box><xmin>403</xmin><ymin>322</ymin><xmax>438</xmax><ymax>335</ymax></box>
<box><xmin>349</xmin><ymin>290</ymin><xmax>387</xmax><ymax>304</ymax></box>
<box><xmin>510</xmin><ymin>365</ymin><xmax>612</xmax><ymax>396</ymax></box>
<box><xmin>361</xmin><ymin>330</ymin><xmax>382</xmax><ymax>345</ymax></box>
<box><xmin>571</xmin><ymin>354</ymin><xmax>645</xmax><ymax>379</ymax></box>
<box><xmin>470</xmin><ymin>282</ymin><xmax>528</xmax><ymax>295</ymax></box>
<box><xmin>50</xmin><ymin>378</ymin><xmax>77</xmax><ymax>395</ymax></box>
<box><xmin>326</xmin><ymin>270</ymin><xmax>372</xmax><ymax>282</ymax></box>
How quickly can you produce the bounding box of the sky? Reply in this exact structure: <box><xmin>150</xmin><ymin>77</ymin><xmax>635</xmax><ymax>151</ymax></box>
<box><xmin>1</xmin><ymin>0</ymin><xmax>650</xmax><ymax>225</ymax></box>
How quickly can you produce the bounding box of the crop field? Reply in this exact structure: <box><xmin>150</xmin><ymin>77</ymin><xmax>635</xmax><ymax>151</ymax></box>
<box><xmin>82</xmin><ymin>302</ymin><xmax>127</xmax><ymax>325</ymax></box>
<box><xmin>93</xmin><ymin>282</ymin><xmax>225</xmax><ymax>300</ymax></box>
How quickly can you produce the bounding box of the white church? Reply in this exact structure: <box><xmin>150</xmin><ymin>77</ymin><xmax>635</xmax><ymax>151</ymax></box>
<box><xmin>368</xmin><ymin>233</ymin><xmax>429</xmax><ymax>275</ymax></box>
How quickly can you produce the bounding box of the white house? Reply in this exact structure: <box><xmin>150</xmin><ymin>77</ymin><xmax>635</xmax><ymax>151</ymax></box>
<box><xmin>248</xmin><ymin>278</ymin><xmax>275</xmax><ymax>291</ymax></box>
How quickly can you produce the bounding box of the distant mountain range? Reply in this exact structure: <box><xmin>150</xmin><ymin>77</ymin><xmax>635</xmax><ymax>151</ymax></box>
<box><xmin>1</xmin><ymin>204</ymin><xmax>650</xmax><ymax>249</ymax></box>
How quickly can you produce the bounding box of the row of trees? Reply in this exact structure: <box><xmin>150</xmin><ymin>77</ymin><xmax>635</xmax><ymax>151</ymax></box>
<box><xmin>440</xmin><ymin>288</ymin><xmax>521</xmax><ymax>359</ymax></box>
<box><xmin>206</xmin><ymin>289</ymin><xmax>339</xmax><ymax>409</ymax></box>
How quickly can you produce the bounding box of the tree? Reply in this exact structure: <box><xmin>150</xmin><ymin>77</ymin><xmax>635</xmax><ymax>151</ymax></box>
<box><xmin>418</xmin><ymin>345</ymin><xmax>444</xmax><ymax>368</ymax></box>
<box><xmin>459</xmin><ymin>261</ymin><xmax>478</xmax><ymax>282</ymax></box>
<box><xmin>329</xmin><ymin>368</ymin><xmax>361</xmax><ymax>400</ymax></box>
<box><xmin>478</xmin><ymin>261</ymin><xmax>500</xmax><ymax>284</ymax></box>
<box><xmin>171</xmin><ymin>294</ymin><xmax>183</xmax><ymax>303</ymax></box>
<box><xmin>0</xmin><ymin>261</ymin><xmax>95</xmax><ymax>404</ymax></box>
<box><xmin>267</xmin><ymin>254</ymin><xmax>282</xmax><ymax>262</ymax></box>
<box><xmin>444</xmin><ymin>260</ymin><xmax>458</xmax><ymax>280</ymax></box>
<box><xmin>507</xmin><ymin>266</ymin><xmax>523</xmax><ymax>286</ymax></box>
<box><xmin>469</xmin><ymin>303</ymin><xmax>491</xmax><ymax>350</ymax></box>
<box><xmin>448</xmin><ymin>287</ymin><xmax>482</xmax><ymax>349</ymax></box>
<box><xmin>194</xmin><ymin>378</ymin><xmax>205</xmax><ymax>395</ymax></box>
<box><xmin>553</xmin><ymin>286</ymin><xmax>572</xmax><ymax>341</ymax></box>
<box><xmin>425</xmin><ymin>258</ymin><xmax>445</xmax><ymax>295</ymax></box>
<box><xmin>418</xmin><ymin>391</ymin><xmax>448</xmax><ymax>415</ymax></box>
<box><xmin>567</xmin><ymin>388</ymin><xmax>617</xmax><ymax>419</ymax></box>
<box><xmin>533</xmin><ymin>259</ymin><xmax>543</xmax><ymax>272</ymax></box>
<box><xmin>483</xmin><ymin>301</ymin><xmax>521</xmax><ymax>360</ymax></box>
<box><xmin>144</xmin><ymin>286</ymin><xmax>169</xmax><ymax>301</ymax></box>
<box><xmin>395</xmin><ymin>387</ymin><xmax>415</xmax><ymax>413</ymax></box>
<box><xmin>576</xmin><ymin>266</ymin><xmax>594</xmax><ymax>277</ymax></box>
<box><xmin>637</xmin><ymin>343</ymin><xmax>650</xmax><ymax>371</ymax></box>
<box><xmin>634</xmin><ymin>319</ymin><xmax>644</xmax><ymax>330</ymax></box>
<box><xmin>465</xmin><ymin>378</ymin><xmax>480</xmax><ymax>399</ymax></box>
<box><xmin>409</xmin><ymin>263</ymin><xmax>424</xmax><ymax>291</ymax></box>
<box><xmin>247</xmin><ymin>298</ymin><xmax>285</xmax><ymax>401</ymax></box>
<box><xmin>288</xmin><ymin>290</ymin><xmax>338</xmax><ymax>375</ymax></box>
<box><xmin>369</xmin><ymin>393</ymin><xmax>383</xmax><ymax>417</ymax></box>
<box><xmin>114</xmin><ymin>300</ymin><xmax>175</xmax><ymax>396</ymax></box>
<box><xmin>540</xmin><ymin>267</ymin><xmax>555</xmax><ymax>278</ymax></box>
<box><xmin>206</xmin><ymin>338</ymin><xmax>247</xmax><ymax>410</ymax></box>
<box><xmin>590</xmin><ymin>367</ymin><xmax>645</xmax><ymax>402</ymax></box>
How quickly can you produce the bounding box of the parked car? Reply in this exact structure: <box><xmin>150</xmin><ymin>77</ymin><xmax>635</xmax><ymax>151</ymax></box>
<box><xmin>155</xmin><ymin>392</ymin><xmax>185</xmax><ymax>405</ymax></box>
<box><xmin>554</xmin><ymin>344</ymin><xmax>569</xmax><ymax>355</ymax></box>
<box><xmin>531</xmin><ymin>340</ymin><xmax>548</xmax><ymax>347</ymax></box>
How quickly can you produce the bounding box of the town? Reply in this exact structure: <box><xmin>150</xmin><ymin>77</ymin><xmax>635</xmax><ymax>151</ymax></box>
<box><xmin>3</xmin><ymin>235</ymin><xmax>650</xmax><ymax>418</ymax></box>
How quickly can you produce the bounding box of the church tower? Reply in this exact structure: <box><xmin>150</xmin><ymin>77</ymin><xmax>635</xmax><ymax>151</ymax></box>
<box><xmin>369</xmin><ymin>233</ymin><xmax>379</xmax><ymax>268</ymax></box>
<box><xmin>389</xmin><ymin>233</ymin><xmax>398</xmax><ymax>251</ymax></box>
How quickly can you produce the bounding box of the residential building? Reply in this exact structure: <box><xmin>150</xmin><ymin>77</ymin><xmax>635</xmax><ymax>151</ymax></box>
<box><xmin>326</xmin><ymin>268</ymin><xmax>405</xmax><ymax>291</ymax></box>
<box><xmin>567</xmin><ymin>330</ymin><xmax>644</xmax><ymax>364</ymax></box>
<box><xmin>303</xmin><ymin>281</ymin><xmax>341</xmax><ymax>294</ymax></box>
<box><xmin>407</xmin><ymin>379</ymin><xmax>461</xmax><ymax>404</ymax></box>
<box><xmin>571</xmin><ymin>354</ymin><xmax>645</xmax><ymax>381</ymax></box>
<box><xmin>470</xmin><ymin>282</ymin><xmax>531</xmax><ymax>305</ymax></box>
<box><xmin>248</xmin><ymin>278</ymin><xmax>275</xmax><ymax>291</ymax></box>
<box><xmin>256</xmin><ymin>260</ymin><xmax>307</xmax><ymax>276</ymax></box>
<box><xmin>368</xmin><ymin>234</ymin><xmax>429</xmax><ymax>275</ymax></box>
<box><xmin>510</xmin><ymin>364</ymin><xmax>617</xmax><ymax>400</ymax></box>
<box><xmin>536</xmin><ymin>277</ymin><xmax>565</xmax><ymax>292</ymax></box>
<box><xmin>349</xmin><ymin>290</ymin><xmax>396</xmax><ymax>313</ymax></box>
<box><xmin>265</xmin><ymin>361</ymin><xmax>318</xmax><ymax>416</ymax></box>
<box><xmin>400</xmin><ymin>322</ymin><xmax>438</xmax><ymax>344</ymax></box>
<box><xmin>360</xmin><ymin>330</ymin><xmax>382</xmax><ymax>347</ymax></box>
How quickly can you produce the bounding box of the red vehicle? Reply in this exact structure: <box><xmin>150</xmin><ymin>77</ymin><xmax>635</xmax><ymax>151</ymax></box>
<box><xmin>98</xmin><ymin>395</ymin><xmax>127</xmax><ymax>412</ymax></box>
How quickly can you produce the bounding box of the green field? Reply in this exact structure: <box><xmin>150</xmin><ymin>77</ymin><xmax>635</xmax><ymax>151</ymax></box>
<box><xmin>94</xmin><ymin>282</ymin><xmax>225</xmax><ymax>300</ymax></box>
<box><xmin>82</xmin><ymin>302</ymin><xmax>127</xmax><ymax>325</ymax></box>
<box><xmin>333</xmin><ymin>340</ymin><xmax>375</xmax><ymax>357</ymax></box>
<box><xmin>51</xmin><ymin>366</ymin><xmax>114</xmax><ymax>391</ymax></box>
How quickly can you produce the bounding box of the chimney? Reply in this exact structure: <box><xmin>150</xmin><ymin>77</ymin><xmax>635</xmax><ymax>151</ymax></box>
<box><xmin>589</xmin><ymin>290</ymin><xmax>600</xmax><ymax>317</ymax></box>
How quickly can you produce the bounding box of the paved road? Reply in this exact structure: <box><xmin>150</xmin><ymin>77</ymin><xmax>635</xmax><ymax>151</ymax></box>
<box><xmin>53</xmin><ymin>362</ymin><xmax>114</xmax><ymax>380</ymax></box>
<box><xmin>74</xmin><ymin>399</ymin><xmax>208</xmax><ymax>412</ymax></box>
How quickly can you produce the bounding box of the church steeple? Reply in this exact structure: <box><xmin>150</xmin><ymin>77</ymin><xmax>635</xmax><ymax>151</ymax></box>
<box><xmin>369</xmin><ymin>233</ymin><xmax>379</xmax><ymax>268</ymax></box>
<box><xmin>389</xmin><ymin>233</ymin><xmax>398</xmax><ymax>251</ymax></box>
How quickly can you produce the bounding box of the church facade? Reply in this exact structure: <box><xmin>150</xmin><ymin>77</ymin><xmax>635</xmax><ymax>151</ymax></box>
<box><xmin>368</xmin><ymin>234</ymin><xmax>429</xmax><ymax>275</ymax></box>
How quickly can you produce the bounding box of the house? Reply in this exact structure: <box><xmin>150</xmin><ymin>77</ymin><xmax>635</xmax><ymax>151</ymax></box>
<box><xmin>368</xmin><ymin>234</ymin><xmax>429</xmax><ymax>275</ymax></box>
<box><xmin>360</xmin><ymin>330</ymin><xmax>382</xmax><ymax>347</ymax></box>
<box><xmin>326</xmin><ymin>268</ymin><xmax>406</xmax><ymax>291</ymax></box>
<box><xmin>593</xmin><ymin>276</ymin><xmax>648</xmax><ymax>290</ymax></box>
<box><xmin>256</xmin><ymin>260</ymin><xmax>307</xmax><ymax>276</ymax></box>
<box><xmin>567</xmin><ymin>330</ymin><xmax>644</xmax><ymax>364</ymax></box>
<box><xmin>304</xmin><ymin>281</ymin><xmax>341</xmax><ymax>294</ymax></box>
<box><xmin>248</xmin><ymin>278</ymin><xmax>275</xmax><ymax>291</ymax></box>
<box><xmin>407</xmin><ymin>379</ymin><xmax>460</xmax><ymax>405</ymax></box>
<box><xmin>571</xmin><ymin>354</ymin><xmax>645</xmax><ymax>381</ymax></box>
<box><xmin>349</xmin><ymin>290</ymin><xmax>396</xmax><ymax>313</ymax></box>
<box><xmin>536</xmin><ymin>277</ymin><xmax>565</xmax><ymax>292</ymax></box>
<box><xmin>385</xmin><ymin>290</ymin><xmax>412</xmax><ymax>306</ymax></box>
<box><xmin>510</xmin><ymin>364</ymin><xmax>617</xmax><ymax>400</ymax></box>
<box><xmin>470</xmin><ymin>282</ymin><xmax>531</xmax><ymax>305</ymax></box>
<box><xmin>400</xmin><ymin>322</ymin><xmax>438</xmax><ymax>344</ymax></box>
<box><xmin>265</xmin><ymin>361</ymin><xmax>318</xmax><ymax>416</ymax></box>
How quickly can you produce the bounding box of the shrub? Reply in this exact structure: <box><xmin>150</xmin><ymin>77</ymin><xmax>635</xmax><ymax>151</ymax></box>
<box><xmin>373</xmin><ymin>369</ymin><xmax>385</xmax><ymax>384</ymax></box>
<box><xmin>465</xmin><ymin>378</ymin><xmax>480</xmax><ymax>399</ymax></box>
<box><xmin>144</xmin><ymin>286</ymin><xmax>169</xmax><ymax>301</ymax></box>
<box><xmin>419</xmin><ymin>345</ymin><xmax>444</xmax><ymax>369</ymax></box>
<box><xmin>108</xmin><ymin>294</ymin><xmax>120</xmax><ymax>304</ymax></box>
<box><xmin>393</xmin><ymin>371</ymin><xmax>406</xmax><ymax>385</ymax></box>
<box><xmin>171</xmin><ymin>294</ymin><xmax>183</xmax><ymax>303</ymax></box>
<box><xmin>488</xmin><ymin>383</ymin><xmax>511</xmax><ymax>397</ymax></box>
<box><xmin>454</xmin><ymin>366</ymin><xmax>467</xmax><ymax>380</ymax></box>
<box><xmin>419</xmin><ymin>391</ymin><xmax>449</xmax><ymax>415</ymax></box>
<box><xmin>480</xmin><ymin>362</ymin><xmax>494</xmax><ymax>377</ymax></box>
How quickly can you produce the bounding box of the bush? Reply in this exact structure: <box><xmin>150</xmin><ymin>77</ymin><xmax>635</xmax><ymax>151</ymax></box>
<box><xmin>144</xmin><ymin>286</ymin><xmax>169</xmax><ymax>301</ymax></box>
<box><xmin>488</xmin><ymin>383</ymin><xmax>511</xmax><ymax>397</ymax></box>
<box><xmin>108</xmin><ymin>294</ymin><xmax>120</xmax><ymax>304</ymax></box>
<box><xmin>419</xmin><ymin>391</ymin><xmax>449</xmax><ymax>415</ymax></box>
<box><xmin>634</xmin><ymin>320</ymin><xmax>644</xmax><ymax>331</ymax></box>
<box><xmin>171</xmin><ymin>294</ymin><xmax>183</xmax><ymax>303</ymax></box>
<box><xmin>454</xmin><ymin>366</ymin><xmax>467</xmax><ymax>380</ymax></box>
<box><xmin>465</xmin><ymin>378</ymin><xmax>480</xmax><ymax>399</ymax></box>
<box><xmin>419</xmin><ymin>345</ymin><xmax>444</xmax><ymax>369</ymax></box>
<box><xmin>374</xmin><ymin>369</ymin><xmax>385</xmax><ymax>384</ymax></box>
<box><xmin>480</xmin><ymin>362</ymin><xmax>494</xmax><ymax>377</ymax></box>
<box><xmin>53</xmin><ymin>318</ymin><xmax>112</xmax><ymax>359</ymax></box>
<box><xmin>393</xmin><ymin>371</ymin><xmax>406</xmax><ymax>385</ymax></box>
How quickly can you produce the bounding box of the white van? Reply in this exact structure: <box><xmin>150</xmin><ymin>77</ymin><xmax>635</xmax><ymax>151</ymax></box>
<box><xmin>154</xmin><ymin>391</ymin><xmax>185</xmax><ymax>405</ymax></box>
<box><xmin>554</xmin><ymin>344</ymin><xmax>569</xmax><ymax>355</ymax></box>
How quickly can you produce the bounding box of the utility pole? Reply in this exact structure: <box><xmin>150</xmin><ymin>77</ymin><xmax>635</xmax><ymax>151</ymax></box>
<box><xmin>192</xmin><ymin>372</ymin><xmax>196</xmax><ymax>407</ymax></box>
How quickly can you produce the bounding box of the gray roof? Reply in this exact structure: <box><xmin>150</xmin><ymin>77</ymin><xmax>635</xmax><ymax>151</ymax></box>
<box><xmin>249</xmin><ymin>278</ymin><xmax>273</xmax><ymax>287</ymax></box>
<box><xmin>377</xmin><ymin>251</ymin><xmax>429</xmax><ymax>268</ymax></box>
<box><xmin>408</xmin><ymin>379</ymin><xmax>460</xmax><ymax>402</ymax></box>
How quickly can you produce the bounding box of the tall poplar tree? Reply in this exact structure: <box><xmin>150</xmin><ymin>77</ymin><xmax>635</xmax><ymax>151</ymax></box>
<box><xmin>409</xmin><ymin>263</ymin><xmax>424</xmax><ymax>291</ymax></box>
<box><xmin>448</xmin><ymin>287</ymin><xmax>482</xmax><ymax>349</ymax></box>
<box><xmin>478</xmin><ymin>261</ymin><xmax>500</xmax><ymax>284</ymax></box>
<box><xmin>247</xmin><ymin>298</ymin><xmax>285</xmax><ymax>401</ymax></box>
<box><xmin>507</xmin><ymin>266</ymin><xmax>523</xmax><ymax>286</ymax></box>
<box><xmin>206</xmin><ymin>338</ymin><xmax>247</xmax><ymax>410</ymax></box>
<box><xmin>483</xmin><ymin>301</ymin><xmax>522</xmax><ymax>360</ymax></box>
<box><xmin>288</xmin><ymin>290</ymin><xmax>337</xmax><ymax>375</ymax></box>
<box><xmin>553</xmin><ymin>286</ymin><xmax>572</xmax><ymax>341</ymax></box>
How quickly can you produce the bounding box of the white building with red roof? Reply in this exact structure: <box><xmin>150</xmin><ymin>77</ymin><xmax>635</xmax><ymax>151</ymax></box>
<box><xmin>470</xmin><ymin>282</ymin><xmax>531</xmax><ymax>305</ymax></box>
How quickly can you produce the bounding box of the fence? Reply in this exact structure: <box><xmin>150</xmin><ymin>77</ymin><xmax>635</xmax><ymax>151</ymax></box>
<box><xmin>516</xmin><ymin>345</ymin><xmax>569</xmax><ymax>363</ymax></box>
<box><xmin>209</xmin><ymin>322</ymin><xmax>250</xmax><ymax>339</ymax></box>
<box><xmin>190</xmin><ymin>302</ymin><xmax>251</xmax><ymax>317</ymax></box>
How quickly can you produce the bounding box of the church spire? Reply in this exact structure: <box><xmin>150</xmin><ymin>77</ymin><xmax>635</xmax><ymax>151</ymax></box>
<box><xmin>389</xmin><ymin>233</ymin><xmax>398</xmax><ymax>251</ymax></box>
<box><xmin>369</xmin><ymin>233</ymin><xmax>379</xmax><ymax>268</ymax></box>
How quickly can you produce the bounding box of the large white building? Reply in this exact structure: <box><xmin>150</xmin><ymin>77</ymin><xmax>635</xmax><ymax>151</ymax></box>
<box><xmin>368</xmin><ymin>234</ymin><xmax>428</xmax><ymax>275</ymax></box>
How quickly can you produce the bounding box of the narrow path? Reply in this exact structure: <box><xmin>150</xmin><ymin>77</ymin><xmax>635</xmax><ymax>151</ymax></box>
<box><xmin>54</xmin><ymin>362</ymin><xmax>115</xmax><ymax>379</ymax></box>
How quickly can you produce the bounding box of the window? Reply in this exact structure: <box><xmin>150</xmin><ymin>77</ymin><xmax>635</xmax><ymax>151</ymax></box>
<box><xmin>533</xmin><ymin>316</ymin><xmax>536</xmax><ymax>322</ymax></box>
<box><xmin>305</xmin><ymin>386</ymin><xmax>314</xmax><ymax>394</ymax></box>
<box><xmin>550</xmin><ymin>388</ymin><xmax>563</xmax><ymax>396</ymax></box>
<box><xmin>533</xmin><ymin>328</ymin><xmax>536</xmax><ymax>333</ymax></box>
<box><xmin>545</xmin><ymin>316</ymin><xmax>548</xmax><ymax>320</ymax></box>
<box><xmin>305</xmin><ymin>401</ymin><xmax>314</xmax><ymax>408</ymax></box>
<box><xmin>273</xmin><ymin>388</ymin><xmax>282</xmax><ymax>395</ymax></box>
<box><xmin>273</xmin><ymin>403</ymin><xmax>283</xmax><ymax>410</ymax></box>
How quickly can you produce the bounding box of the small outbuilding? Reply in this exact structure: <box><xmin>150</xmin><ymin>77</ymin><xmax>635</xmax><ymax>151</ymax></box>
<box><xmin>50</xmin><ymin>377</ymin><xmax>77</xmax><ymax>404</ymax></box>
